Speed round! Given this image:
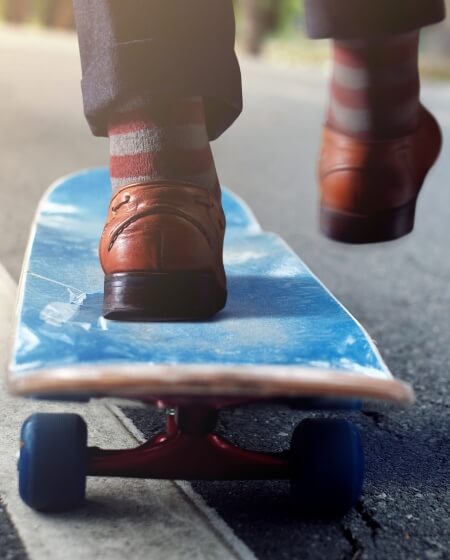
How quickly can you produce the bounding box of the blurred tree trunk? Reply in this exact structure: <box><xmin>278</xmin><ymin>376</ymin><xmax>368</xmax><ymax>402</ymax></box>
<box><xmin>5</xmin><ymin>0</ymin><xmax>29</xmax><ymax>23</ymax></box>
<box><xmin>45</xmin><ymin>0</ymin><xmax>75</xmax><ymax>29</ymax></box>
<box><xmin>240</xmin><ymin>0</ymin><xmax>281</xmax><ymax>55</ymax></box>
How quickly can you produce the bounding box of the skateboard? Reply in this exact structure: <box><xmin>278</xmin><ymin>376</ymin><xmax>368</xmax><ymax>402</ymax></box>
<box><xmin>8</xmin><ymin>168</ymin><xmax>414</xmax><ymax>516</ymax></box>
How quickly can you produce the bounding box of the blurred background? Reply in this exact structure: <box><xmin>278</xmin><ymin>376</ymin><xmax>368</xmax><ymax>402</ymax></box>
<box><xmin>1</xmin><ymin>0</ymin><xmax>450</xmax><ymax>74</ymax></box>
<box><xmin>0</xmin><ymin>3</ymin><xmax>449</xmax><ymax>559</ymax></box>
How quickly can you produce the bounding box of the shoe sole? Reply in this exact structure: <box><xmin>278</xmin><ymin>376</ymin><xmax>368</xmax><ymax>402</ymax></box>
<box><xmin>320</xmin><ymin>198</ymin><xmax>417</xmax><ymax>244</ymax></box>
<box><xmin>103</xmin><ymin>272</ymin><xmax>227</xmax><ymax>321</ymax></box>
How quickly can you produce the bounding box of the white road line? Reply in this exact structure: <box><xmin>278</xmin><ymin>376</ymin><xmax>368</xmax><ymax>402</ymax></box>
<box><xmin>0</xmin><ymin>263</ymin><xmax>256</xmax><ymax>560</ymax></box>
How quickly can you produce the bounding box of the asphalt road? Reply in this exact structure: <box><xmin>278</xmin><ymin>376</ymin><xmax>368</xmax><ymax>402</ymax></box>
<box><xmin>0</xmin><ymin>26</ymin><xmax>449</xmax><ymax>560</ymax></box>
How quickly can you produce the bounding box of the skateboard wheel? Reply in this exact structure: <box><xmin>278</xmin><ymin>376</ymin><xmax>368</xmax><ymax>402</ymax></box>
<box><xmin>289</xmin><ymin>418</ymin><xmax>364</xmax><ymax>516</ymax></box>
<box><xmin>18</xmin><ymin>413</ymin><xmax>87</xmax><ymax>512</ymax></box>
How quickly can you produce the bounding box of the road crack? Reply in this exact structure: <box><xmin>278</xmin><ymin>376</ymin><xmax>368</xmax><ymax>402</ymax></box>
<box><xmin>355</xmin><ymin>501</ymin><xmax>381</xmax><ymax>541</ymax></box>
<box><xmin>362</xmin><ymin>410</ymin><xmax>404</xmax><ymax>440</ymax></box>
<box><xmin>340</xmin><ymin>522</ymin><xmax>364</xmax><ymax>560</ymax></box>
<box><xmin>340</xmin><ymin>501</ymin><xmax>381</xmax><ymax>559</ymax></box>
<box><xmin>362</xmin><ymin>410</ymin><xmax>384</xmax><ymax>427</ymax></box>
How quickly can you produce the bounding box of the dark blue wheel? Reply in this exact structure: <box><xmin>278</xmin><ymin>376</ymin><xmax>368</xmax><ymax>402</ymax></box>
<box><xmin>289</xmin><ymin>418</ymin><xmax>364</xmax><ymax>516</ymax></box>
<box><xmin>19</xmin><ymin>413</ymin><xmax>87</xmax><ymax>512</ymax></box>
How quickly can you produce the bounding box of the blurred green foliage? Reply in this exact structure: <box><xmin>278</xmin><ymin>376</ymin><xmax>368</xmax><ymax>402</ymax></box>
<box><xmin>233</xmin><ymin>0</ymin><xmax>304</xmax><ymax>34</ymax></box>
<box><xmin>0</xmin><ymin>0</ymin><xmax>302</xmax><ymax>34</ymax></box>
<box><xmin>0</xmin><ymin>0</ymin><xmax>74</xmax><ymax>27</ymax></box>
<box><xmin>233</xmin><ymin>0</ymin><xmax>305</xmax><ymax>54</ymax></box>
<box><xmin>29</xmin><ymin>0</ymin><xmax>53</xmax><ymax>22</ymax></box>
<box><xmin>276</xmin><ymin>0</ymin><xmax>304</xmax><ymax>33</ymax></box>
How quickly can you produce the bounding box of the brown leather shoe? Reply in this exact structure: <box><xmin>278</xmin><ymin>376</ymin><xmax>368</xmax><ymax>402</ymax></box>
<box><xmin>99</xmin><ymin>181</ymin><xmax>227</xmax><ymax>320</ymax></box>
<box><xmin>318</xmin><ymin>106</ymin><xmax>442</xmax><ymax>243</ymax></box>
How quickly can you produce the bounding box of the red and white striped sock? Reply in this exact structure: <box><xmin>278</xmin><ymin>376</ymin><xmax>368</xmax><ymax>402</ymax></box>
<box><xmin>108</xmin><ymin>97</ymin><xmax>219</xmax><ymax>193</ymax></box>
<box><xmin>327</xmin><ymin>31</ymin><xmax>420</xmax><ymax>139</ymax></box>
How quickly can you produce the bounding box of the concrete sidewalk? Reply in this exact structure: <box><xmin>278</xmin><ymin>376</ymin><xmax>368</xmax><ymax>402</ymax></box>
<box><xmin>0</xmin><ymin>263</ymin><xmax>255</xmax><ymax>560</ymax></box>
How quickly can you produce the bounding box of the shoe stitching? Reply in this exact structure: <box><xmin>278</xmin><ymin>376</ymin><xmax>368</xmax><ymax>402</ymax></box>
<box><xmin>112</xmin><ymin>194</ymin><xmax>131</xmax><ymax>213</ymax></box>
<box><xmin>108</xmin><ymin>205</ymin><xmax>217</xmax><ymax>252</ymax></box>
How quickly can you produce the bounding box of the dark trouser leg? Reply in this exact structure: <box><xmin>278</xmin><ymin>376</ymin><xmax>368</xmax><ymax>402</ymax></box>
<box><xmin>304</xmin><ymin>0</ymin><xmax>446</xmax><ymax>39</ymax></box>
<box><xmin>73</xmin><ymin>1</ymin><xmax>238</xmax><ymax>320</ymax></box>
<box><xmin>72</xmin><ymin>0</ymin><xmax>242</xmax><ymax>141</ymax></box>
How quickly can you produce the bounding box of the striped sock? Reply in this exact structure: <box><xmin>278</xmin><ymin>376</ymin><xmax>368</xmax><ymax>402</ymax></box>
<box><xmin>108</xmin><ymin>97</ymin><xmax>219</xmax><ymax>193</ymax></box>
<box><xmin>327</xmin><ymin>31</ymin><xmax>420</xmax><ymax>139</ymax></box>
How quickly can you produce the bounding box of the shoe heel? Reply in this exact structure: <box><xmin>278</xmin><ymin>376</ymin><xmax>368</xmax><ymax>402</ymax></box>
<box><xmin>320</xmin><ymin>199</ymin><xmax>417</xmax><ymax>244</ymax></box>
<box><xmin>103</xmin><ymin>272</ymin><xmax>226</xmax><ymax>321</ymax></box>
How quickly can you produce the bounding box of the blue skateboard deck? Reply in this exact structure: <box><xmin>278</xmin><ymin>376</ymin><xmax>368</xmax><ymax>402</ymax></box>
<box><xmin>8</xmin><ymin>168</ymin><xmax>413</xmax><ymax>405</ymax></box>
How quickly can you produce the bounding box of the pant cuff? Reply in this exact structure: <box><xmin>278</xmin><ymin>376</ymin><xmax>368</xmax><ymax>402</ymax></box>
<box><xmin>81</xmin><ymin>40</ymin><xmax>242</xmax><ymax>140</ymax></box>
